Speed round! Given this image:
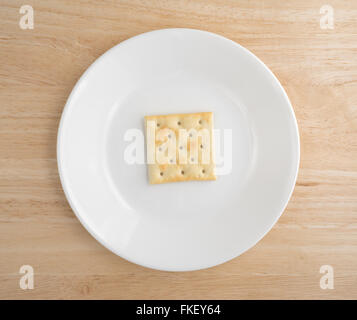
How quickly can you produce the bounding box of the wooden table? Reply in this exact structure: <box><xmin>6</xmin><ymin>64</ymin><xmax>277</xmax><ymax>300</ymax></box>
<box><xmin>1</xmin><ymin>0</ymin><xmax>356</xmax><ymax>299</ymax></box>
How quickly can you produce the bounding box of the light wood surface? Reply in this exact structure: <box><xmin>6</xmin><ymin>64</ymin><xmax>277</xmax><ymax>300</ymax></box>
<box><xmin>0</xmin><ymin>0</ymin><xmax>356</xmax><ymax>299</ymax></box>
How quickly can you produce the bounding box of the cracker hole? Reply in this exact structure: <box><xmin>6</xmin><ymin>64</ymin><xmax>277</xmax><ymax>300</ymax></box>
<box><xmin>179</xmin><ymin>146</ymin><xmax>183</xmax><ymax>150</ymax></box>
<box><xmin>200</xmin><ymin>144</ymin><xmax>203</xmax><ymax>149</ymax></box>
<box><xmin>170</xmin><ymin>159</ymin><xmax>174</xmax><ymax>163</ymax></box>
<box><xmin>202</xmin><ymin>169</ymin><xmax>206</xmax><ymax>174</ymax></box>
<box><xmin>177</xmin><ymin>121</ymin><xmax>181</xmax><ymax>125</ymax></box>
<box><xmin>157</xmin><ymin>123</ymin><xmax>160</xmax><ymax>127</ymax></box>
<box><xmin>160</xmin><ymin>172</ymin><xmax>164</xmax><ymax>176</ymax></box>
<box><xmin>181</xmin><ymin>170</ymin><xmax>185</xmax><ymax>175</ymax></box>
<box><xmin>199</xmin><ymin>120</ymin><xmax>202</xmax><ymax>124</ymax></box>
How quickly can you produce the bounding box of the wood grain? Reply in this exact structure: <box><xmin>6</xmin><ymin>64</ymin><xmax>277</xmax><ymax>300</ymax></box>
<box><xmin>0</xmin><ymin>0</ymin><xmax>356</xmax><ymax>299</ymax></box>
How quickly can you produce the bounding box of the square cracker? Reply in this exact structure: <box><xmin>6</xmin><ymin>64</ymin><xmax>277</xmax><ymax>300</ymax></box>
<box><xmin>145</xmin><ymin>112</ymin><xmax>216</xmax><ymax>184</ymax></box>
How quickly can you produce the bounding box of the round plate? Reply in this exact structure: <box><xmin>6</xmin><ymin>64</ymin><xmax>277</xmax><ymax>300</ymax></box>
<box><xmin>57</xmin><ymin>29</ymin><xmax>299</xmax><ymax>271</ymax></box>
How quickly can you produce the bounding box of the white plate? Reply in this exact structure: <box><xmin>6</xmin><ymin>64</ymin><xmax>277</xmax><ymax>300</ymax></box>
<box><xmin>57</xmin><ymin>29</ymin><xmax>299</xmax><ymax>271</ymax></box>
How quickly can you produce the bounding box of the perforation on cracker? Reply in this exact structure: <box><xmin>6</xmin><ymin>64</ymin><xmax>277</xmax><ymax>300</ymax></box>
<box><xmin>145</xmin><ymin>112</ymin><xmax>216</xmax><ymax>184</ymax></box>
